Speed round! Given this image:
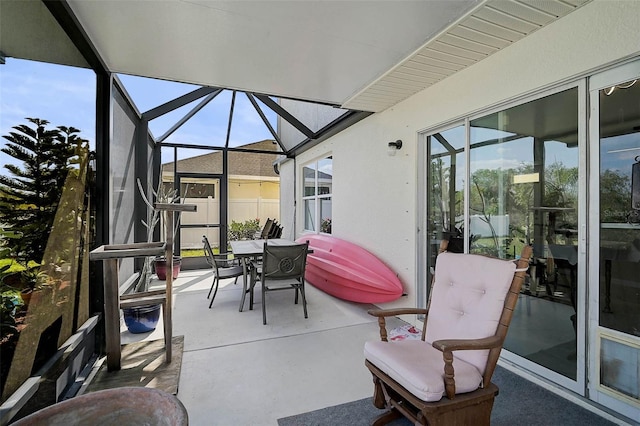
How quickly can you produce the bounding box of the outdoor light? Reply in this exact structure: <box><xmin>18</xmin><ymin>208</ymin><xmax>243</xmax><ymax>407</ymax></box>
<box><xmin>387</xmin><ymin>139</ymin><xmax>402</xmax><ymax>156</ymax></box>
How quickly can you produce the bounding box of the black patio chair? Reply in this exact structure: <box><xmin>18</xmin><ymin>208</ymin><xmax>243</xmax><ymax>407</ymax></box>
<box><xmin>258</xmin><ymin>218</ymin><xmax>274</xmax><ymax>239</ymax></box>
<box><xmin>202</xmin><ymin>235</ymin><xmax>243</xmax><ymax>308</ymax></box>
<box><xmin>250</xmin><ymin>241</ymin><xmax>309</xmax><ymax>324</ymax></box>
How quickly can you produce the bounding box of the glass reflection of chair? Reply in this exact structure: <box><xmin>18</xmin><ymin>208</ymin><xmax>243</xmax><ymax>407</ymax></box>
<box><xmin>202</xmin><ymin>235</ymin><xmax>243</xmax><ymax>308</ymax></box>
<box><xmin>250</xmin><ymin>242</ymin><xmax>309</xmax><ymax>325</ymax></box>
<box><xmin>547</xmin><ymin>243</ymin><xmax>578</xmax><ymax>332</ymax></box>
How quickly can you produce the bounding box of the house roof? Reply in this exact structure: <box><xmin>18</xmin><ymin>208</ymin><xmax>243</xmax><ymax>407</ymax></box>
<box><xmin>162</xmin><ymin>140</ymin><xmax>280</xmax><ymax>179</ymax></box>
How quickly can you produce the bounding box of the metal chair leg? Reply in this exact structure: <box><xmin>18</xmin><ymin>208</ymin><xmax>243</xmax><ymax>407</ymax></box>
<box><xmin>207</xmin><ymin>276</ymin><xmax>217</xmax><ymax>299</ymax></box>
<box><xmin>300</xmin><ymin>284</ymin><xmax>308</xmax><ymax>318</ymax></box>
<box><xmin>208</xmin><ymin>278</ymin><xmax>219</xmax><ymax>308</ymax></box>
<box><xmin>262</xmin><ymin>282</ymin><xmax>267</xmax><ymax>325</ymax></box>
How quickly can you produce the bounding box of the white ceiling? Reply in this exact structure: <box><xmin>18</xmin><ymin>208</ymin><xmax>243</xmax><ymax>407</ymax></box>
<box><xmin>67</xmin><ymin>0</ymin><xmax>479</xmax><ymax>110</ymax></box>
<box><xmin>1</xmin><ymin>0</ymin><xmax>592</xmax><ymax>113</ymax></box>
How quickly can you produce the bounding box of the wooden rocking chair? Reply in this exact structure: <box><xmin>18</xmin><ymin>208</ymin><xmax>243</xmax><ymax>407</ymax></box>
<box><xmin>364</xmin><ymin>240</ymin><xmax>532</xmax><ymax>425</ymax></box>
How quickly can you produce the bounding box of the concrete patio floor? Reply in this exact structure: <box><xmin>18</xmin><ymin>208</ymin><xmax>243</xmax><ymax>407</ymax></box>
<box><xmin>120</xmin><ymin>269</ymin><xmax>405</xmax><ymax>425</ymax></box>
<box><xmin>116</xmin><ymin>269</ymin><xmax>623</xmax><ymax>426</ymax></box>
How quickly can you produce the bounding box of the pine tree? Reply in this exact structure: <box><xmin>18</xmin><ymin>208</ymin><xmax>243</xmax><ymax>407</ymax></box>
<box><xmin>0</xmin><ymin>118</ymin><xmax>87</xmax><ymax>263</ymax></box>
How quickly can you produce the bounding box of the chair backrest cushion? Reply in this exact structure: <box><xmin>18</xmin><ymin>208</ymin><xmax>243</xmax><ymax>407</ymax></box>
<box><xmin>425</xmin><ymin>251</ymin><xmax>516</xmax><ymax>373</ymax></box>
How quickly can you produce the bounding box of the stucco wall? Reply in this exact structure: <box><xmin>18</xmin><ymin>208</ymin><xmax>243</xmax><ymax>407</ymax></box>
<box><xmin>289</xmin><ymin>0</ymin><xmax>640</xmax><ymax>310</ymax></box>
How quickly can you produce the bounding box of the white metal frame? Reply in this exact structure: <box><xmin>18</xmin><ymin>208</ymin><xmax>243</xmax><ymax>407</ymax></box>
<box><xmin>416</xmin><ymin>121</ymin><xmax>465</xmax><ymax>309</ymax></box>
<box><xmin>417</xmin><ymin>79</ymin><xmax>587</xmax><ymax>395</ymax></box>
<box><xmin>587</xmin><ymin>58</ymin><xmax>640</xmax><ymax>421</ymax></box>
<box><xmin>300</xmin><ymin>154</ymin><xmax>333</xmax><ymax>234</ymax></box>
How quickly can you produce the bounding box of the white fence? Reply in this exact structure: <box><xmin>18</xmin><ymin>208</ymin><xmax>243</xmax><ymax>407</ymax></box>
<box><xmin>173</xmin><ymin>197</ymin><xmax>280</xmax><ymax>249</ymax></box>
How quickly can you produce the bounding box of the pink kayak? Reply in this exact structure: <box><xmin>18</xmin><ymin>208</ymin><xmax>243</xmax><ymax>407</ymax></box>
<box><xmin>296</xmin><ymin>234</ymin><xmax>403</xmax><ymax>303</ymax></box>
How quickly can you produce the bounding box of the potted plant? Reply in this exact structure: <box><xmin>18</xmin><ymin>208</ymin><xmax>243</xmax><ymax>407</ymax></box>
<box><xmin>1</xmin><ymin>262</ymin><xmax>50</xmax><ymax>308</ymax></box>
<box><xmin>153</xmin><ymin>255</ymin><xmax>181</xmax><ymax>280</ymax></box>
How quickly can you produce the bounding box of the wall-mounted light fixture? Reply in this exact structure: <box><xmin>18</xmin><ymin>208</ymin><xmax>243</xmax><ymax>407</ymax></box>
<box><xmin>387</xmin><ymin>139</ymin><xmax>402</xmax><ymax>156</ymax></box>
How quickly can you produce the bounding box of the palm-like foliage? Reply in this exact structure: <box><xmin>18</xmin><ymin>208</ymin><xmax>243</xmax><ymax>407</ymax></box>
<box><xmin>0</xmin><ymin>118</ymin><xmax>87</xmax><ymax>263</ymax></box>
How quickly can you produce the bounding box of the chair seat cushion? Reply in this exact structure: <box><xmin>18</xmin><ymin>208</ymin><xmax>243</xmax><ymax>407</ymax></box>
<box><xmin>364</xmin><ymin>340</ymin><xmax>483</xmax><ymax>402</ymax></box>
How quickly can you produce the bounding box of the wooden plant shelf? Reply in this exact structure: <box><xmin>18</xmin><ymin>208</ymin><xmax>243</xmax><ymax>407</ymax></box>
<box><xmin>89</xmin><ymin>203</ymin><xmax>197</xmax><ymax>371</ymax></box>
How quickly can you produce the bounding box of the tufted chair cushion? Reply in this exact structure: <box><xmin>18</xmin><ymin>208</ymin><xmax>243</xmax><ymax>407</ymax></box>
<box><xmin>364</xmin><ymin>340</ymin><xmax>483</xmax><ymax>401</ymax></box>
<box><xmin>425</xmin><ymin>252</ymin><xmax>516</xmax><ymax>374</ymax></box>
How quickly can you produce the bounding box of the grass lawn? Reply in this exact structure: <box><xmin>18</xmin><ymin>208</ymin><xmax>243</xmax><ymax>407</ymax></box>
<box><xmin>180</xmin><ymin>249</ymin><xmax>205</xmax><ymax>257</ymax></box>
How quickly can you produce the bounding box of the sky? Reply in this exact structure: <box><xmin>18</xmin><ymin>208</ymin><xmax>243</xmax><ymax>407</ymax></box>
<box><xmin>0</xmin><ymin>58</ymin><xmax>277</xmax><ymax>168</ymax></box>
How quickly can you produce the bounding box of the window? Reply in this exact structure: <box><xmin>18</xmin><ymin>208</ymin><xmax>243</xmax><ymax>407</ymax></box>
<box><xmin>303</xmin><ymin>156</ymin><xmax>332</xmax><ymax>233</ymax></box>
<box><xmin>162</xmin><ymin>182</ymin><xmax>215</xmax><ymax>198</ymax></box>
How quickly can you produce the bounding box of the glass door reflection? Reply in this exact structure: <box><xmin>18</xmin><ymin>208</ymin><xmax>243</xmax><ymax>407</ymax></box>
<box><xmin>470</xmin><ymin>88</ymin><xmax>580</xmax><ymax>380</ymax></box>
<box><xmin>596</xmin><ymin>75</ymin><xmax>640</xmax><ymax>403</ymax></box>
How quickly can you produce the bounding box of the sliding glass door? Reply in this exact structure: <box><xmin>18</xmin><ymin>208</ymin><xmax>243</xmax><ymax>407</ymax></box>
<box><xmin>469</xmin><ymin>87</ymin><xmax>583</xmax><ymax>388</ymax></box>
<box><xmin>423</xmin><ymin>60</ymin><xmax>640</xmax><ymax>420</ymax></box>
<box><xmin>588</xmin><ymin>60</ymin><xmax>640</xmax><ymax>421</ymax></box>
<box><xmin>423</xmin><ymin>82</ymin><xmax>586</xmax><ymax>393</ymax></box>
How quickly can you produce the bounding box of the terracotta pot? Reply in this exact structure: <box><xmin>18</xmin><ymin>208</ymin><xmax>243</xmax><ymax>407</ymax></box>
<box><xmin>11</xmin><ymin>387</ymin><xmax>188</xmax><ymax>425</ymax></box>
<box><xmin>20</xmin><ymin>289</ymin><xmax>33</xmax><ymax>307</ymax></box>
<box><xmin>19</xmin><ymin>288</ymin><xmax>42</xmax><ymax>308</ymax></box>
<box><xmin>154</xmin><ymin>256</ymin><xmax>181</xmax><ymax>280</ymax></box>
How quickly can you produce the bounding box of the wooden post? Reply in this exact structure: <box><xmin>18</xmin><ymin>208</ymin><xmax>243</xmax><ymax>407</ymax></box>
<box><xmin>104</xmin><ymin>258</ymin><xmax>121</xmax><ymax>371</ymax></box>
<box><xmin>164</xmin><ymin>209</ymin><xmax>174</xmax><ymax>363</ymax></box>
<box><xmin>154</xmin><ymin>203</ymin><xmax>197</xmax><ymax>364</ymax></box>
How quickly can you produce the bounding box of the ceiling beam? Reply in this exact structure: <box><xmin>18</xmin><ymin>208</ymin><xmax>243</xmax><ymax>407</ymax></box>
<box><xmin>254</xmin><ymin>94</ymin><xmax>316</xmax><ymax>139</ymax></box>
<box><xmin>43</xmin><ymin>0</ymin><xmax>108</xmax><ymax>74</ymax></box>
<box><xmin>245</xmin><ymin>93</ymin><xmax>284</xmax><ymax>152</ymax></box>
<box><xmin>291</xmin><ymin>110</ymin><xmax>372</xmax><ymax>156</ymax></box>
<box><xmin>142</xmin><ymin>86</ymin><xmax>221</xmax><ymax>121</ymax></box>
<box><xmin>224</xmin><ymin>91</ymin><xmax>236</xmax><ymax>148</ymax></box>
<box><xmin>157</xmin><ymin>89</ymin><xmax>222</xmax><ymax>143</ymax></box>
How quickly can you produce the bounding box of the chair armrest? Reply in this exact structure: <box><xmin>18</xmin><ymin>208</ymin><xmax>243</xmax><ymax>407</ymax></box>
<box><xmin>367</xmin><ymin>308</ymin><xmax>428</xmax><ymax>342</ymax></box>
<box><xmin>431</xmin><ymin>335</ymin><xmax>502</xmax><ymax>353</ymax></box>
<box><xmin>431</xmin><ymin>335</ymin><xmax>503</xmax><ymax>399</ymax></box>
<box><xmin>214</xmin><ymin>253</ymin><xmax>240</xmax><ymax>266</ymax></box>
<box><xmin>367</xmin><ymin>308</ymin><xmax>429</xmax><ymax>317</ymax></box>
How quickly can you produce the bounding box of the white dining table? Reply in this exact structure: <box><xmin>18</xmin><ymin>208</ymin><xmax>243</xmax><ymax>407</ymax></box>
<box><xmin>230</xmin><ymin>239</ymin><xmax>304</xmax><ymax>312</ymax></box>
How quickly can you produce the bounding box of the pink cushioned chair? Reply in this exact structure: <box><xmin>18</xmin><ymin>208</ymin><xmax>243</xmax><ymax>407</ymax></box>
<box><xmin>364</xmin><ymin>240</ymin><xmax>532</xmax><ymax>425</ymax></box>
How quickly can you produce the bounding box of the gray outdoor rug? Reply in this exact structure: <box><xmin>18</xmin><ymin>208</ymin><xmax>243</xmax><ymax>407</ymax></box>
<box><xmin>278</xmin><ymin>366</ymin><xmax>617</xmax><ymax>426</ymax></box>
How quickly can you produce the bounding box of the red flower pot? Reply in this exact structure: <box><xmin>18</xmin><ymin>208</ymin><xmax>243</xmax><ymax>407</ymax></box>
<box><xmin>154</xmin><ymin>256</ymin><xmax>181</xmax><ymax>280</ymax></box>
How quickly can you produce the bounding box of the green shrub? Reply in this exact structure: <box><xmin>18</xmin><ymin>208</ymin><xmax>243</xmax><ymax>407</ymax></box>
<box><xmin>228</xmin><ymin>218</ymin><xmax>261</xmax><ymax>241</ymax></box>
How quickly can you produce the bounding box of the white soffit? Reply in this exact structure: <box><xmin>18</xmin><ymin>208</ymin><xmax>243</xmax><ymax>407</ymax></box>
<box><xmin>343</xmin><ymin>0</ymin><xmax>593</xmax><ymax>112</ymax></box>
